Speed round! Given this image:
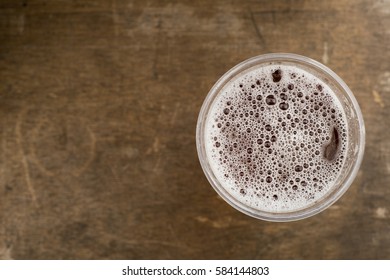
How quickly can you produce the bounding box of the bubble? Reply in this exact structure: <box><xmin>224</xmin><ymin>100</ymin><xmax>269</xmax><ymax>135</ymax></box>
<box><xmin>272</xmin><ymin>69</ymin><xmax>282</xmax><ymax>82</ymax></box>
<box><xmin>266</xmin><ymin>95</ymin><xmax>276</xmax><ymax>105</ymax></box>
<box><xmin>324</xmin><ymin>127</ymin><xmax>340</xmax><ymax>161</ymax></box>
<box><xmin>295</xmin><ymin>165</ymin><xmax>303</xmax><ymax>172</ymax></box>
<box><xmin>279</xmin><ymin>102</ymin><xmax>289</xmax><ymax>110</ymax></box>
<box><xmin>223</xmin><ymin>108</ymin><xmax>230</xmax><ymax>115</ymax></box>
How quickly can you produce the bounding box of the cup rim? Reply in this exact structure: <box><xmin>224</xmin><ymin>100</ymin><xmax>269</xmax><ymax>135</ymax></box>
<box><xmin>196</xmin><ymin>53</ymin><xmax>365</xmax><ymax>222</ymax></box>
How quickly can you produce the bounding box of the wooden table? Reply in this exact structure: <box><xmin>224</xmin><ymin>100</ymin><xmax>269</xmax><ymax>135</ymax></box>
<box><xmin>1</xmin><ymin>0</ymin><xmax>389</xmax><ymax>259</ymax></box>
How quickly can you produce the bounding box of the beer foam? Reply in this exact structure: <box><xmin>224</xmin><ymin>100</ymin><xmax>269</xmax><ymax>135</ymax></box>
<box><xmin>205</xmin><ymin>64</ymin><xmax>348</xmax><ymax>213</ymax></box>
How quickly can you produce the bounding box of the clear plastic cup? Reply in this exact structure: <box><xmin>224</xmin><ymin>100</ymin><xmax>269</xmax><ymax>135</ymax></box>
<box><xmin>196</xmin><ymin>53</ymin><xmax>365</xmax><ymax>222</ymax></box>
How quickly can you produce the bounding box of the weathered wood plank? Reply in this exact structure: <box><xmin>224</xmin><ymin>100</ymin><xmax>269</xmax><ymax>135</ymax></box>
<box><xmin>0</xmin><ymin>0</ymin><xmax>389</xmax><ymax>259</ymax></box>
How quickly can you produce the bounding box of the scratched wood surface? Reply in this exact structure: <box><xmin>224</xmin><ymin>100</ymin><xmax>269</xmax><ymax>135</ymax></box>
<box><xmin>0</xmin><ymin>0</ymin><xmax>389</xmax><ymax>259</ymax></box>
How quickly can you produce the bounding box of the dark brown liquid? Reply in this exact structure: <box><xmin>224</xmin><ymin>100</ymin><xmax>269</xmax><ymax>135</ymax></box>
<box><xmin>324</xmin><ymin>127</ymin><xmax>340</xmax><ymax>161</ymax></box>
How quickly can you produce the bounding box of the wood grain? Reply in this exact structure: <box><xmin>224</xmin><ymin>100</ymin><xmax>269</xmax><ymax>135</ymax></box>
<box><xmin>0</xmin><ymin>0</ymin><xmax>389</xmax><ymax>259</ymax></box>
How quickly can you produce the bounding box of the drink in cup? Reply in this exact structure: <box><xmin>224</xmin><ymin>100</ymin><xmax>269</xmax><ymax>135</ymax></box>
<box><xmin>196</xmin><ymin>53</ymin><xmax>365</xmax><ymax>221</ymax></box>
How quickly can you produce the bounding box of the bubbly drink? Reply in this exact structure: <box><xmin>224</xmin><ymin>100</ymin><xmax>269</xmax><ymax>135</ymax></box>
<box><xmin>197</xmin><ymin>54</ymin><xmax>365</xmax><ymax>221</ymax></box>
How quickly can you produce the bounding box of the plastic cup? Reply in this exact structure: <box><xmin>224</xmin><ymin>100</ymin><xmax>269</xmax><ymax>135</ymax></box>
<box><xmin>196</xmin><ymin>53</ymin><xmax>365</xmax><ymax>222</ymax></box>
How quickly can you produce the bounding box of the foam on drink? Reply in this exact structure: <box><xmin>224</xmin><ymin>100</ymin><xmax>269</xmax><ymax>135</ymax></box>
<box><xmin>205</xmin><ymin>64</ymin><xmax>348</xmax><ymax>212</ymax></box>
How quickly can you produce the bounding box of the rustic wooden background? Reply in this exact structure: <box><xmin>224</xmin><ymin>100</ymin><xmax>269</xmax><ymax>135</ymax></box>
<box><xmin>0</xmin><ymin>0</ymin><xmax>389</xmax><ymax>259</ymax></box>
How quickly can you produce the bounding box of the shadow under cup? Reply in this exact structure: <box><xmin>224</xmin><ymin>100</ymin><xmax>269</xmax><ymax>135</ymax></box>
<box><xmin>196</xmin><ymin>53</ymin><xmax>365</xmax><ymax>222</ymax></box>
